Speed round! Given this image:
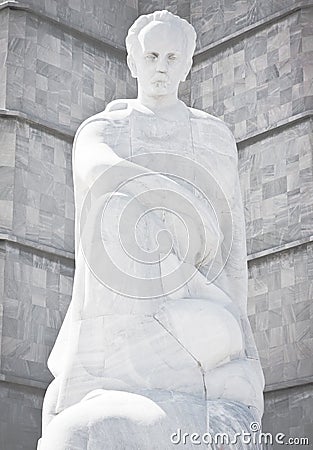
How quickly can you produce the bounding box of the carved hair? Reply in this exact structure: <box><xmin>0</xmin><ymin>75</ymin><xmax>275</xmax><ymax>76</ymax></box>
<box><xmin>126</xmin><ymin>10</ymin><xmax>197</xmax><ymax>62</ymax></box>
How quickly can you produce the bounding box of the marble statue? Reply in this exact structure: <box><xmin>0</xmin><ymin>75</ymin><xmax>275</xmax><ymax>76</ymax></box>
<box><xmin>39</xmin><ymin>10</ymin><xmax>264</xmax><ymax>450</ymax></box>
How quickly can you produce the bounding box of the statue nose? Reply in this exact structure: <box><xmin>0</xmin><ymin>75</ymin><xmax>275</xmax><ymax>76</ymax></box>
<box><xmin>156</xmin><ymin>58</ymin><xmax>168</xmax><ymax>73</ymax></box>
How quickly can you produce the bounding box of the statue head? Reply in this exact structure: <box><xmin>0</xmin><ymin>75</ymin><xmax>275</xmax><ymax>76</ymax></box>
<box><xmin>126</xmin><ymin>10</ymin><xmax>196</xmax><ymax>100</ymax></box>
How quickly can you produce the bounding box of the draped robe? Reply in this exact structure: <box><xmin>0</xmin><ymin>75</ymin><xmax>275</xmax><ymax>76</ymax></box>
<box><xmin>47</xmin><ymin>99</ymin><xmax>264</xmax><ymax>423</ymax></box>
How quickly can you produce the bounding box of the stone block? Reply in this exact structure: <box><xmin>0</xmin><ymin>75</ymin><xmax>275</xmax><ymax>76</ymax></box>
<box><xmin>0</xmin><ymin>381</ymin><xmax>43</xmax><ymax>450</ymax></box>
<box><xmin>1</xmin><ymin>242</ymin><xmax>73</xmax><ymax>383</ymax></box>
<box><xmin>0</xmin><ymin>118</ymin><xmax>75</xmax><ymax>252</ymax></box>
<box><xmin>192</xmin><ymin>9</ymin><xmax>313</xmax><ymax>141</ymax></box>
<box><xmin>191</xmin><ymin>0</ymin><xmax>307</xmax><ymax>50</ymax></box>
<box><xmin>239</xmin><ymin>119</ymin><xmax>313</xmax><ymax>254</ymax></box>
<box><xmin>18</xmin><ymin>0</ymin><xmax>138</xmax><ymax>48</ymax></box>
<box><xmin>263</xmin><ymin>384</ymin><xmax>313</xmax><ymax>449</ymax></box>
<box><xmin>3</xmin><ymin>9</ymin><xmax>136</xmax><ymax>134</ymax></box>
<box><xmin>248</xmin><ymin>243</ymin><xmax>313</xmax><ymax>388</ymax></box>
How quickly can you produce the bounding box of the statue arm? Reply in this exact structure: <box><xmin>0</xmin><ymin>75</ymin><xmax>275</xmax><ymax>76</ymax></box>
<box><xmin>73</xmin><ymin>116</ymin><xmax>222</xmax><ymax>267</ymax></box>
<box><xmin>73</xmin><ymin>116</ymin><xmax>181</xmax><ymax>196</ymax></box>
<box><xmin>73</xmin><ymin>117</ymin><xmax>125</xmax><ymax>188</ymax></box>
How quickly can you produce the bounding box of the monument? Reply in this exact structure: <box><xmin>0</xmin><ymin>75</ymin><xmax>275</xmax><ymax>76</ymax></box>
<box><xmin>38</xmin><ymin>10</ymin><xmax>264</xmax><ymax>449</ymax></box>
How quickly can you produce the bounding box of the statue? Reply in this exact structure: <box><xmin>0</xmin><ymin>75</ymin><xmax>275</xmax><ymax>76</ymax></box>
<box><xmin>39</xmin><ymin>10</ymin><xmax>264</xmax><ymax>450</ymax></box>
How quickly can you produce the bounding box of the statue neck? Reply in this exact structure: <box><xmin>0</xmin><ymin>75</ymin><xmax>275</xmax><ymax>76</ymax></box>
<box><xmin>136</xmin><ymin>91</ymin><xmax>189</xmax><ymax>122</ymax></box>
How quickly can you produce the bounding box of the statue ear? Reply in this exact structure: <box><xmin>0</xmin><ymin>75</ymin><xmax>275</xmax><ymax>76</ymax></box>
<box><xmin>127</xmin><ymin>55</ymin><xmax>137</xmax><ymax>78</ymax></box>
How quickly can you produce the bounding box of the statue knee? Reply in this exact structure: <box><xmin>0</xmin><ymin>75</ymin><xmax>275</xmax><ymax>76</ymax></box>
<box><xmin>40</xmin><ymin>390</ymin><xmax>167</xmax><ymax>450</ymax></box>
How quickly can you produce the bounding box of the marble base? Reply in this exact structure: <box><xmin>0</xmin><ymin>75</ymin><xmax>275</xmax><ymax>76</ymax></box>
<box><xmin>39</xmin><ymin>390</ymin><xmax>260</xmax><ymax>450</ymax></box>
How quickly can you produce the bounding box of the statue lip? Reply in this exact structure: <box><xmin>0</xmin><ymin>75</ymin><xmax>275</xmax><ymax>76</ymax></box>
<box><xmin>152</xmin><ymin>76</ymin><xmax>169</xmax><ymax>84</ymax></box>
<box><xmin>152</xmin><ymin>80</ymin><xmax>169</xmax><ymax>88</ymax></box>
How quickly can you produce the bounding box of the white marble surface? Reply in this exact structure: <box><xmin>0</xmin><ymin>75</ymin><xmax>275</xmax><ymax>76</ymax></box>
<box><xmin>39</xmin><ymin>10</ymin><xmax>264</xmax><ymax>449</ymax></box>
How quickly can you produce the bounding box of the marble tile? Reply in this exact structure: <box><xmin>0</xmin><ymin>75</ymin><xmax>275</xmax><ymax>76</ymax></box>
<box><xmin>0</xmin><ymin>383</ymin><xmax>43</xmax><ymax>450</ymax></box>
<box><xmin>248</xmin><ymin>242</ymin><xmax>313</xmax><ymax>386</ymax></box>
<box><xmin>191</xmin><ymin>0</ymin><xmax>301</xmax><ymax>49</ymax></box>
<box><xmin>192</xmin><ymin>9</ymin><xmax>313</xmax><ymax>142</ymax></box>
<box><xmin>4</xmin><ymin>9</ymin><xmax>137</xmax><ymax>134</ymax></box>
<box><xmin>1</xmin><ymin>243</ymin><xmax>73</xmax><ymax>384</ymax></box>
<box><xmin>239</xmin><ymin>120</ymin><xmax>313</xmax><ymax>254</ymax></box>
<box><xmin>19</xmin><ymin>0</ymin><xmax>138</xmax><ymax>48</ymax></box>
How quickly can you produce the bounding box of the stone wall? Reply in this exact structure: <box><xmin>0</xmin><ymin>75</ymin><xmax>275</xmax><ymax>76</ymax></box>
<box><xmin>0</xmin><ymin>1</ymin><xmax>312</xmax><ymax>449</ymax></box>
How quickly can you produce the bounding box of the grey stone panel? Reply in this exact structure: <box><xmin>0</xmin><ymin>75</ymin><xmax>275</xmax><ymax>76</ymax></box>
<box><xmin>0</xmin><ymin>246</ymin><xmax>4</xmax><ymax>370</ymax></box>
<box><xmin>0</xmin><ymin>381</ymin><xmax>43</xmax><ymax>450</ymax></box>
<box><xmin>239</xmin><ymin>119</ymin><xmax>313</xmax><ymax>254</ymax></box>
<box><xmin>0</xmin><ymin>118</ymin><xmax>16</xmax><ymax>232</ymax></box>
<box><xmin>0</xmin><ymin>117</ymin><xmax>75</xmax><ymax>253</ymax></box>
<box><xmin>18</xmin><ymin>0</ymin><xmax>138</xmax><ymax>48</ymax></box>
<box><xmin>191</xmin><ymin>0</ymin><xmax>312</xmax><ymax>50</ymax></box>
<box><xmin>4</xmin><ymin>9</ymin><xmax>137</xmax><ymax>134</ymax></box>
<box><xmin>1</xmin><ymin>242</ymin><xmax>73</xmax><ymax>383</ymax></box>
<box><xmin>138</xmin><ymin>0</ymin><xmax>308</xmax><ymax>53</ymax></box>
<box><xmin>191</xmin><ymin>8</ymin><xmax>313</xmax><ymax>141</ymax></box>
<box><xmin>178</xmin><ymin>76</ymin><xmax>192</xmax><ymax>107</ymax></box>
<box><xmin>0</xmin><ymin>9</ymin><xmax>9</xmax><ymax>109</ymax></box>
<box><xmin>138</xmin><ymin>0</ymin><xmax>191</xmax><ymax>22</ymax></box>
<box><xmin>248</xmin><ymin>243</ymin><xmax>313</xmax><ymax>389</ymax></box>
<box><xmin>8</xmin><ymin>119</ymin><xmax>75</xmax><ymax>252</ymax></box>
<box><xmin>263</xmin><ymin>384</ymin><xmax>313</xmax><ymax>449</ymax></box>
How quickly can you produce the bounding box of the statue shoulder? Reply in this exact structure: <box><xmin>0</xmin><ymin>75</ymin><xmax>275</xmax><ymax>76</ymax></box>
<box><xmin>74</xmin><ymin>100</ymin><xmax>133</xmax><ymax>142</ymax></box>
<box><xmin>189</xmin><ymin>106</ymin><xmax>234</xmax><ymax>137</ymax></box>
<box><xmin>105</xmin><ymin>98</ymin><xmax>137</xmax><ymax>115</ymax></box>
<box><xmin>188</xmin><ymin>107</ymin><xmax>237</xmax><ymax>158</ymax></box>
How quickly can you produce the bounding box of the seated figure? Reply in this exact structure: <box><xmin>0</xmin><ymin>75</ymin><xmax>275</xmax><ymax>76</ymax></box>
<box><xmin>39</xmin><ymin>10</ymin><xmax>264</xmax><ymax>450</ymax></box>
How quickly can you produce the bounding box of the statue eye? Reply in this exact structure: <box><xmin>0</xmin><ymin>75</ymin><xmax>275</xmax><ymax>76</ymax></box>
<box><xmin>145</xmin><ymin>53</ymin><xmax>158</xmax><ymax>61</ymax></box>
<box><xmin>168</xmin><ymin>54</ymin><xmax>177</xmax><ymax>61</ymax></box>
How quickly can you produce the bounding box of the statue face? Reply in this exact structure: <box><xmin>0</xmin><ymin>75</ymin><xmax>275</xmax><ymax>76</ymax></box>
<box><xmin>130</xmin><ymin>21</ymin><xmax>189</xmax><ymax>98</ymax></box>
